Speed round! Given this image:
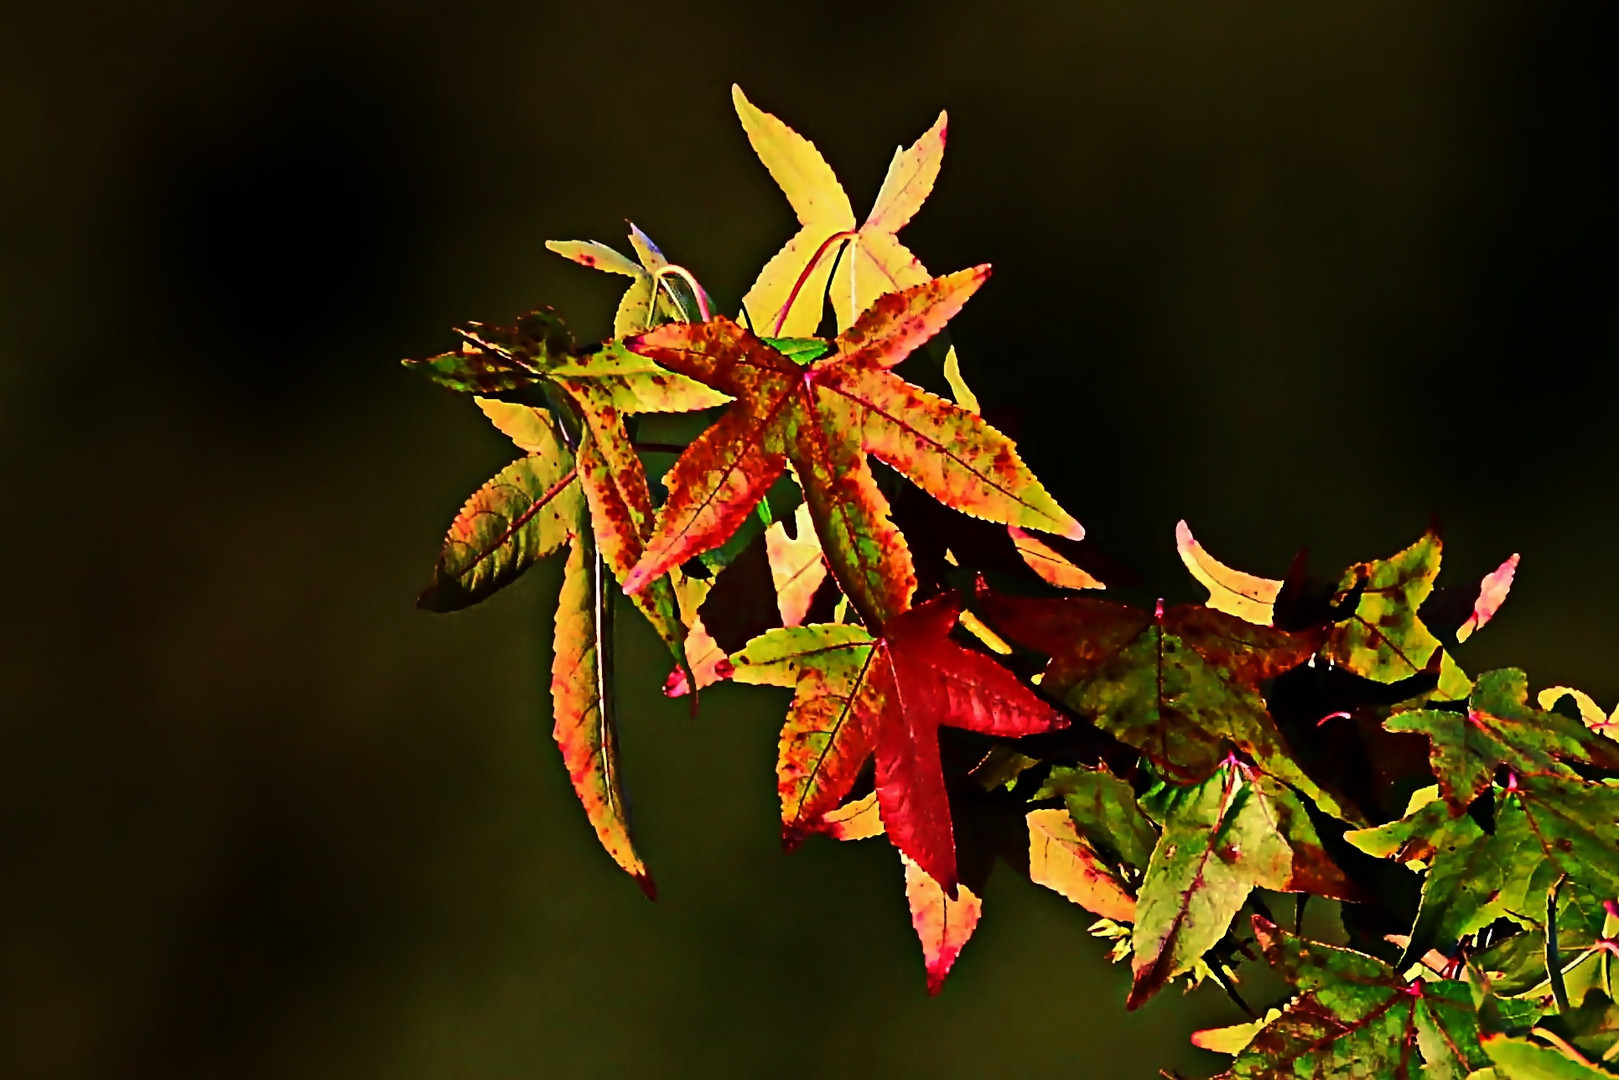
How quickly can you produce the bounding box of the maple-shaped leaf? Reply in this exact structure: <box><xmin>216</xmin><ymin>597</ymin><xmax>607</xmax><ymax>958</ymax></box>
<box><xmin>1034</xmin><ymin>764</ymin><xmax>1159</xmax><ymax>871</ymax></box>
<box><xmin>729</xmin><ymin>592</ymin><xmax>1067</xmax><ymax>892</ymax></box>
<box><xmin>417</xmin><ymin>410</ymin><xmax>583</xmax><ymax>612</ymax></box>
<box><xmin>1200</xmin><ymin>918</ymin><xmax>1489</xmax><ymax>1079</ymax></box>
<box><xmin>902</xmin><ymin>852</ymin><xmax>983</xmax><ymax>994</ymax></box>
<box><xmin>1127</xmin><ymin>757</ymin><xmax>1353</xmax><ymax>1009</ymax></box>
<box><xmin>1175</xmin><ymin>520</ymin><xmax>1281</xmax><ymax>626</ymax></box>
<box><xmin>1026</xmin><ymin>808</ymin><xmax>1136</xmax><ymax>922</ymax></box>
<box><xmin>1494</xmin><ymin>774</ymin><xmax>1619</xmax><ymax>905</ymax></box>
<box><xmin>1345</xmin><ymin>785</ymin><xmax>1525</xmax><ymax>966</ymax></box>
<box><xmin>1457</xmin><ymin>553</ymin><xmax>1521</xmax><ymax>643</ymax></box>
<box><xmin>1473</xmin><ymin>881</ymin><xmax>1615</xmax><ymax>1000</ymax></box>
<box><xmin>1384</xmin><ymin>669</ymin><xmax>1619</xmax><ymax>812</ymax></box>
<box><xmin>975</xmin><ymin>588</ymin><xmax>1353</xmax><ymax>821</ymax></box>
<box><xmin>1540</xmin><ymin>686</ymin><xmax>1619</xmax><ymax>742</ymax></box>
<box><xmin>733</xmin><ymin>85</ymin><xmax>948</xmax><ymax>336</ymax></box>
<box><xmin>624</xmin><ymin>268</ymin><xmax>1082</xmax><ymax>629</ymax></box>
<box><xmin>1323</xmin><ymin>528</ymin><xmax>1474</xmax><ymax>701</ymax></box>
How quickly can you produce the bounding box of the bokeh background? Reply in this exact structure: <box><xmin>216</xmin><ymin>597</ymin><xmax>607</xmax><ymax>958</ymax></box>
<box><xmin>2</xmin><ymin>2</ymin><xmax>1614</xmax><ymax>1077</ymax></box>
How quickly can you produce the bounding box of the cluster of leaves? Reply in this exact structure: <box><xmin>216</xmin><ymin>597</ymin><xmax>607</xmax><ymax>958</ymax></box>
<box><xmin>404</xmin><ymin>87</ymin><xmax>1619</xmax><ymax>1078</ymax></box>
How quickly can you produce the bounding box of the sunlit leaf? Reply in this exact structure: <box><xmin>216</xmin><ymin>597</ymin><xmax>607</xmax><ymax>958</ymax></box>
<box><xmin>731</xmin><ymin>593</ymin><xmax>1066</xmax><ymax>892</ymax></box>
<box><xmin>1458</xmin><ymin>553</ymin><xmax>1521</xmax><ymax>643</ymax></box>
<box><xmin>1539</xmin><ymin>687</ymin><xmax>1619</xmax><ymax>742</ymax></box>
<box><xmin>1010</xmin><ymin>525</ymin><xmax>1106</xmax><ymax>591</ymax></box>
<box><xmin>625</xmin><ymin>269</ymin><xmax>1082</xmax><ymax>629</ymax></box>
<box><xmin>1175</xmin><ymin>520</ymin><xmax>1281</xmax><ymax>626</ymax></box>
<box><xmin>1026</xmin><ymin>808</ymin><xmax>1136</xmax><ymax>922</ymax></box>
<box><xmin>1480</xmin><ymin>1032</ymin><xmax>1613</xmax><ymax>1079</ymax></box>
<box><xmin>764</xmin><ymin>502</ymin><xmax>829</xmax><ymax>627</ymax></box>
<box><xmin>1034</xmin><ymin>764</ymin><xmax>1158</xmax><ymax>871</ymax></box>
<box><xmin>902</xmin><ymin>852</ymin><xmax>982</xmax><ymax>994</ymax></box>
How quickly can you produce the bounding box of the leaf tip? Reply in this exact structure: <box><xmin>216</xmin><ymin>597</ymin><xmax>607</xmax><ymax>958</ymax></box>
<box><xmin>635</xmin><ymin>872</ymin><xmax>658</xmax><ymax>901</ymax></box>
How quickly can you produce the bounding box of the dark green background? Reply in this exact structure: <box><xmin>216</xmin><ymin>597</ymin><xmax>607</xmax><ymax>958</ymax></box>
<box><xmin>2</xmin><ymin>2</ymin><xmax>1613</xmax><ymax>1077</ymax></box>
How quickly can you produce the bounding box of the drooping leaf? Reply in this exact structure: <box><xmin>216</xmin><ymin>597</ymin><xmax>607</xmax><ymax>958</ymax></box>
<box><xmin>1204</xmin><ymin>918</ymin><xmax>1489</xmax><ymax>1079</ymax></box>
<box><xmin>1458</xmin><ymin>553</ymin><xmax>1521</xmax><ymax>643</ymax></box>
<box><xmin>1127</xmin><ymin>759</ymin><xmax>1351</xmax><ymax>1008</ymax></box>
<box><xmin>404</xmin><ymin>308</ymin><xmax>574</xmax><ymax>394</ymax></box>
<box><xmin>1010</xmin><ymin>525</ymin><xmax>1106</xmax><ymax>591</ymax></box>
<box><xmin>1026</xmin><ymin>808</ymin><xmax>1136</xmax><ymax>922</ymax></box>
<box><xmin>902</xmin><ymin>852</ymin><xmax>983</xmax><ymax>994</ymax></box>
<box><xmin>551</xmin><ymin>518</ymin><xmax>653</xmax><ymax>897</ymax></box>
<box><xmin>733</xmin><ymin>85</ymin><xmax>947</xmax><ymax>336</ymax></box>
<box><xmin>765</xmin><ymin>501</ymin><xmax>829</xmax><ymax>627</ymax></box>
<box><xmin>1384</xmin><ymin>669</ymin><xmax>1619</xmax><ymax>812</ymax></box>
<box><xmin>823</xmin><ymin>791</ymin><xmax>882</xmax><ymax>841</ymax></box>
<box><xmin>975</xmin><ymin>588</ymin><xmax>1353</xmax><ymax>821</ymax></box>
<box><xmin>1034</xmin><ymin>764</ymin><xmax>1159</xmax><ymax>871</ymax></box>
<box><xmin>418</xmin><ymin>433</ymin><xmax>581</xmax><ymax>612</ymax></box>
<box><xmin>624</xmin><ymin>269</ymin><xmax>1083</xmax><ymax>629</ymax></box>
<box><xmin>1323</xmin><ymin>528</ymin><xmax>1474</xmax><ymax>701</ymax></box>
<box><xmin>1175</xmin><ymin>520</ymin><xmax>1282</xmax><ymax>627</ymax></box>
<box><xmin>730</xmin><ymin>592</ymin><xmax>1066</xmax><ymax>892</ymax></box>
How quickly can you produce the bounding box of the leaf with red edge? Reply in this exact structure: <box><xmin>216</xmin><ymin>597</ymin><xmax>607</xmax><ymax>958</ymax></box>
<box><xmin>550</xmin><ymin>515</ymin><xmax>653</xmax><ymax>897</ymax></box>
<box><xmin>1457</xmin><ymin>552</ymin><xmax>1520</xmax><ymax>643</ymax></box>
<box><xmin>902</xmin><ymin>852</ymin><xmax>982</xmax><ymax>994</ymax></box>
<box><xmin>624</xmin><ymin>269</ymin><xmax>1082</xmax><ymax>629</ymax></box>
<box><xmin>1200</xmin><ymin>918</ymin><xmax>1489</xmax><ymax>1079</ymax></box>
<box><xmin>730</xmin><ymin>592</ymin><xmax>1067</xmax><ymax>892</ymax></box>
<box><xmin>1009</xmin><ymin>525</ymin><xmax>1106</xmax><ymax>591</ymax></box>
<box><xmin>1127</xmin><ymin>758</ymin><xmax>1353</xmax><ymax>1008</ymax></box>
<box><xmin>1384</xmin><ymin>669</ymin><xmax>1619</xmax><ymax>812</ymax></box>
<box><xmin>975</xmin><ymin>587</ymin><xmax>1353</xmax><ymax>821</ymax></box>
<box><xmin>733</xmin><ymin>86</ymin><xmax>947</xmax><ymax>336</ymax></box>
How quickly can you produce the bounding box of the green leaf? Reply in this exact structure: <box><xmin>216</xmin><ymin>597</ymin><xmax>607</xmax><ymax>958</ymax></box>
<box><xmin>1480</xmin><ymin>1033</ymin><xmax>1614</xmax><ymax>1079</ymax></box>
<box><xmin>1496</xmin><ymin>775</ymin><xmax>1619</xmax><ymax>911</ymax></box>
<box><xmin>761</xmin><ymin>336</ymin><xmax>831</xmax><ymax>365</ymax></box>
<box><xmin>1207</xmin><ymin>918</ymin><xmax>1489</xmax><ymax>1079</ymax></box>
<box><xmin>418</xmin><ymin>444</ymin><xmax>581</xmax><ymax>613</ymax></box>
<box><xmin>1034</xmin><ymin>764</ymin><xmax>1158</xmax><ymax>871</ymax></box>
<box><xmin>1385</xmin><ymin>669</ymin><xmax>1619</xmax><ymax>812</ymax></box>
<box><xmin>1323</xmin><ymin>528</ymin><xmax>1474</xmax><ymax>701</ymax></box>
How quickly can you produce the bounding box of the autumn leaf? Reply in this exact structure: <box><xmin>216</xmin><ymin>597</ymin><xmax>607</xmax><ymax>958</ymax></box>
<box><xmin>1127</xmin><ymin>757</ymin><xmax>1353</xmax><ymax>1008</ymax></box>
<box><xmin>551</xmin><ymin>519</ymin><xmax>653</xmax><ymax>897</ymax></box>
<box><xmin>1034</xmin><ymin>764</ymin><xmax>1158</xmax><ymax>871</ymax></box>
<box><xmin>1025</xmin><ymin>808</ymin><xmax>1136</xmax><ymax>922</ymax></box>
<box><xmin>974</xmin><ymin>588</ymin><xmax>1353</xmax><ymax>821</ymax></box>
<box><xmin>729</xmin><ymin>592</ymin><xmax>1066</xmax><ymax>892</ymax></box>
<box><xmin>624</xmin><ymin>268</ymin><xmax>1082</xmax><ymax>629</ymax></box>
<box><xmin>1345</xmin><ymin>785</ymin><xmax>1523</xmax><ymax>966</ymax></box>
<box><xmin>1493</xmin><ymin>774</ymin><xmax>1619</xmax><ymax>905</ymax></box>
<box><xmin>733</xmin><ymin>85</ymin><xmax>947</xmax><ymax>336</ymax></box>
<box><xmin>822</xmin><ymin>791</ymin><xmax>882</xmax><ymax>841</ymax></box>
<box><xmin>902</xmin><ymin>852</ymin><xmax>983</xmax><ymax>994</ymax></box>
<box><xmin>1175</xmin><ymin>520</ymin><xmax>1281</xmax><ymax>626</ymax></box>
<box><xmin>764</xmin><ymin>501</ymin><xmax>829</xmax><ymax>627</ymax></box>
<box><xmin>1457</xmin><ymin>552</ymin><xmax>1521</xmax><ymax>643</ymax></box>
<box><xmin>1384</xmin><ymin>669</ymin><xmax>1619</xmax><ymax>812</ymax></box>
<box><xmin>1323</xmin><ymin>528</ymin><xmax>1473</xmax><ymax>701</ymax></box>
<box><xmin>1010</xmin><ymin>525</ymin><xmax>1106</xmax><ymax>591</ymax></box>
<box><xmin>1479</xmin><ymin>1032</ymin><xmax>1614</xmax><ymax>1079</ymax></box>
<box><xmin>1540</xmin><ymin>686</ymin><xmax>1619</xmax><ymax>742</ymax></box>
<box><xmin>417</xmin><ymin>410</ymin><xmax>582</xmax><ymax>612</ymax></box>
<box><xmin>549</xmin><ymin>222</ymin><xmax>711</xmax><ymax>337</ymax></box>
<box><xmin>1201</xmin><ymin>918</ymin><xmax>1489</xmax><ymax>1079</ymax></box>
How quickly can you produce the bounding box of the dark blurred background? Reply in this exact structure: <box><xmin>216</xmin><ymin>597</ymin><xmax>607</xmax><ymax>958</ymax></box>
<box><xmin>2</xmin><ymin>2</ymin><xmax>1614</xmax><ymax>1077</ymax></box>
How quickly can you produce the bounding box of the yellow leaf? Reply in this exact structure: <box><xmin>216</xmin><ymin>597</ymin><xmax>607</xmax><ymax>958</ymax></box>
<box><xmin>1026</xmin><ymin>808</ymin><xmax>1136</xmax><ymax>922</ymax></box>
<box><xmin>902</xmin><ymin>853</ymin><xmax>982</xmax><ymax>994</ymax></box>
<box><xmin>1009</xmin><ymin>525</ymin><xmax>1105</xmax><ymax>591</ymax></box>
<box><xmin>764</xmin><ymin>502</ymin><xmax>828</xmax><ymax>627</ymax></box>
<box><xmin>821</xmin><ymin>791</ymin><xmax>882</xmax><ymax>841</ymax></box>
<box><xmin>1175</xmin><ymin>519</ymin><xmax>1281</xmax><ymax>626</ymax></box>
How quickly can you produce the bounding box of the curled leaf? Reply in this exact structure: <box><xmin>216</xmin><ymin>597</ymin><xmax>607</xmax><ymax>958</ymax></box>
<box><xmin>1175</xmin><ymin>520</ymin><xmax>1280</xmax><ymax>626</ymax></box>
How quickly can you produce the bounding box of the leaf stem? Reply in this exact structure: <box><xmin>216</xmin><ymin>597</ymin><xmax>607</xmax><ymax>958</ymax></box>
<box><xmin>771</xmin><ymin>229</ymin><xmax>856</xmax><ymax>336</ymax></box>
<box><xmin>1547</xmin><ymin>874</ymin><xmax>1571</xmax><ymax>1013</ymax></box>
<box><xmin>1209</xmin><ymin>964</ymin><xmax>1258</xmax><ymax>1019</ymax></box>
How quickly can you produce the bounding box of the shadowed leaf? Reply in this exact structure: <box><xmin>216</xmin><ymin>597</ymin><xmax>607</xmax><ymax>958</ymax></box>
<box><xmin>1026</xmin><ymin>808</ymin><xmax>1136</xmax><ymax>922</ymax></box>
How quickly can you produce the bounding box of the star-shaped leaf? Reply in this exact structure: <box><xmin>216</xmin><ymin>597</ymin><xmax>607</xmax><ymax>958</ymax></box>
<box><xmin>624</xmin><ymin>268</ymin><xmax>1082</xmax><ymax>629</ymax></box>
<box><xmin>733</xmin><ymin>85</ymin><xmax>947</xmax><ymax>336</ymax></box>
<box><xmin>974</xmin><ymin>588</ymin><xmax>1352</xmax><ymax>820</ymax></box>
<box><xmin>729</xmin><ymin>592</ymin><xmax>1067</xmax><ymax>892</ymax></box>
<box><xmin>1323</xmin><ymin>528</ymin><xmax>1474</xmax><ymax>701</ymax></box>
<box><xmin>1200</xmin><ymin>918</ymin><xmax>1489</xmax><ymax>1079</ymax></box>
<box><xmin>1495</xmin><ymin>774</ymin><xmax>1619</xmax><ymax>905</ymax></box>
<box><xmin>1384</xmin><ymin>669</ymin><xmax>1619</xmax><ymax>812</ymax></box>
<box><xmin>1128</xmin><ymin>758</ymin><xmax>1354</xmax><ymax>1008</ymax></box>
